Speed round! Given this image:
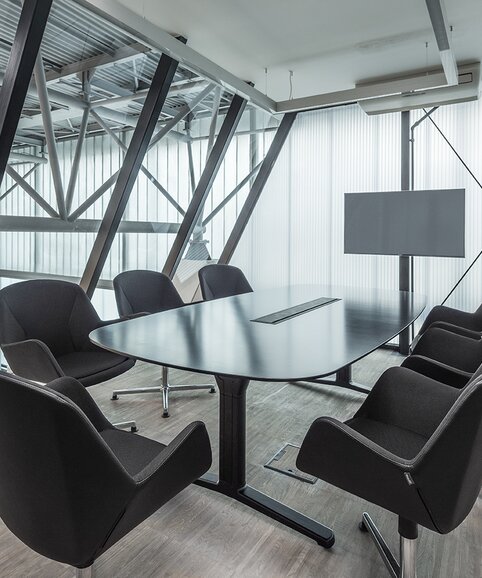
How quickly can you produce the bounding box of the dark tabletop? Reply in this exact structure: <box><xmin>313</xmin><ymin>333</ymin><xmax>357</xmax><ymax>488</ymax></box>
<box><xmin>90</xmin><ymin>285</ymin><xmax>425</xmax><ymax>382</ymax></box>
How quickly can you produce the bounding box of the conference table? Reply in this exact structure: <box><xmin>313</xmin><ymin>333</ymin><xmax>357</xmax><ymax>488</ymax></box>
<box><xmin>91</xmin><ymin>284</ymin><xmax>425</xmax><ymax>548</ymax></box>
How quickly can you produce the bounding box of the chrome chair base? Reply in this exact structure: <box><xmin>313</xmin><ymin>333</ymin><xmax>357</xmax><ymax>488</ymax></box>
<box><xmin>75</xmin><ymin>564</ymin><xmax>94</xmax><ymax>577</ymax></box>
<box><xmin>360</xmin><ymin>512</ymin><xmax>417</xmax><ymax>578</ymax></box>
<box><xmin>112</xmin><ymin>366</ymin><xmax>215</xmax><ymax>417</ymax></box>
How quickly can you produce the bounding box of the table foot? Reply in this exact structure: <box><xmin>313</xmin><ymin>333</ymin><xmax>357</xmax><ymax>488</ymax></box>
<box><xmin>194</xmin><ymin>477</ymin><xmax>335</xmax><ymax>548</ymax></box>
<box><xmin>239</xmin><ymin>486</ymin><xmax>335</xmax><ymax>548</ymax></box>
<box><xmin>296</xmin><ymin>364</ymin><xmax>370</xmax><ymax>394</ymax></box>
<box><xmin>300</xmin><ymin>378</ymin><xmax>370</xmax><ymax>395</ymax></box>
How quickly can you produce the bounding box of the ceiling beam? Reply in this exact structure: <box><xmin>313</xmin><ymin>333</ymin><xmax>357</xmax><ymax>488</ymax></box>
<box><xmin>276</xmin><ymin>65</ymin><xmax>471</xmax><ymax>113</ymax></box>
<box><xmin>425</xmin><ymin>0</ymin><xmax>458</xmax><ymax>85</ymax></box>
<box><xmin>8</xmin><ymin>152</ymin><xmax>48</xmax><ymax>164</ymax></box>
<box><xmin>45</xmin><ymin>42</ymin><xmax>151</xmax><ymax>84</ymax></box>
<box><xmin>78</xmin><ymin>0</ymin><xmax>276</xmax><ymax>113</ymax></box>
<box><xmin>90</xmin><ymin>80</ymin><xmax>208</xmax><ymax>109</ymax></box>
<box><xmin>0</xmin><ymin>215</ymin><xmax>195</xmax><ymax>234</ymax></box>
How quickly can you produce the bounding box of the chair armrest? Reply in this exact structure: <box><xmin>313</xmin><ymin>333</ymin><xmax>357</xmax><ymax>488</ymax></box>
<box><xmin>134</xmin><ymin>421</ymin><xmax>211</xmax><ymax>486</ymax></box>
<box><xmin>46</xmin><ymin>376</ymin><xmax>113</xmax><ymax>432</ymax></box>
<box><xmin>296</xmin><ymin>417</ymin><xmax>418</xmax><ymax>513</ymax></box>
<box><xmin>412</xmin><ymin>327</ymin><xmax>482</xmax><ymax>372</ymax></box>
<box><xmin>402</xmin><ymin>355</ymin><xmax>471</xmax><ymax>388</ymax></box>
<box><xmin>355</xmin><ymin>367</ymin><xmax>460</xmax><ymax>439</ymax></box>
<box><xmin>1</xmin><ymin>339</ymin><xmax>63</xmax><ymax>383</ymax></box>
<box><xmin>428</xmin><ymin>321</ymin><xmax>481</xmax><ymax>340</ymax></box>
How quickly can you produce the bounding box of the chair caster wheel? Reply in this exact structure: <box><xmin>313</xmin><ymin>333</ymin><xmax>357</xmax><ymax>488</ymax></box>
<box><xmin>130</xmin><ymin>426</ymin><xmax>138</xmax><ymax>433</ymax></box>
<box><xmin>359</xmin><ymin>520</ymin><xmax>368</xmax><ymax>533</ymax></box>
<box><xmin>111</xmin><ymin>394</ymin><xmax>118</xmax><ymax>400</ymax></box>
<box><xmin>162</xmin><ymin>412</ymin><xmax>169</xmax><ymax>418</ymax></box>
<box><xmin>209</xmin><ymin>387</ymin><xmax>215</xmax><ymax>393</ymax></box>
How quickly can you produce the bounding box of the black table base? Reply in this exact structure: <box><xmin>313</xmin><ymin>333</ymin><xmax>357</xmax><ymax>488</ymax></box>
<box><xmin>194</xmin><ymin>374</ymin><xmax>335</xmax><ymax>549</ymax></box>
<box><xmin>298</xmin><ymin>365</ymin><xmax>371</xmax><ymax>394</ymax></box>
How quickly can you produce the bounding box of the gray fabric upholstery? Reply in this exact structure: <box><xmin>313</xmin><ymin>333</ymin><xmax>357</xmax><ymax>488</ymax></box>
<box><xmin>113</xmin><ymin>270</ymin><xmax>184</xmax><ymax>316</ymax></box>
<box><xmin>297</xmin><ymin>366</ymin><xmax>482</xmax><ymax>535</ymax></box>
<box><xmin>198</xmin><ymin>264</ymin><xmax>253</xmax><ymax>301</ymax></box>
<box><xmin>0</xmin><ymin>372</ymin><xmax>212</xmax><ymax>569</ymax></box>
<box><xmin>0</xmin><ymin>280</ymin><xmax>135</xmax><ymax>386</ymax></box>
<box><xmin>411</xmin><ymin>327</ymin><xmax>482</xmax><ymax>373</ymax></box>
<box><xmin>401</xmin><ymin>355</ymin><xmax>471</xmax><ymax>388</ymax></box>
<box><xmin>418</xmin><ymin>304</ymin><xmax>482</xmax><ymax>336</ymax></box>
<box><xmin>346</xmin><ymin>418</ymin><xmax>428</xmax><ymax>460</ymax></box>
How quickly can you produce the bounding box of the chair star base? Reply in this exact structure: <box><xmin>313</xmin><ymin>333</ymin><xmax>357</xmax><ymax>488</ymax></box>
<box><xmin>112</xmin><ymin>366</ymin><xmax>215</xmax><ymax>417</ymax></box>
<box><xmin>360</xmin><ymin>512</ymin><xmax>417</xmax><ymax>578</ymax></box>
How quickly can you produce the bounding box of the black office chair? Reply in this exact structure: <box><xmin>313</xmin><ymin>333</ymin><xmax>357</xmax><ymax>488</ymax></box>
<box><xmin>198</xmin><ymin>264</ymin><xmax>253</xmax><ymax>301</ymax></box>
<box><xmin>297</xmin><ymin>366</ymin><xmax>482</xmax><ymax>578</ymax></box>
<box><xmin>412</xmin><ymin>303</ymin><xmax>482</xmax><ymax>348</ymax></box>
<box><xmin>0</xmin><ymin>279</ymin><xmax>137</xmax><ymax>431</ymax></box>
<box><xmin>401</xmin><ymin>353</ymin><xmax>473</xmax><ymax>389</ymax></box>
<box><xmin>0</xmin><ymin>371</ymin><xmax>211</xmax><ymax>577</ymax></box>
<box><xmin>403</xmin><ymin>326</ymin><xmax>482</xmax><ymax>388</ymax></box>
<box><xmin>112</xmin><ymin>270</ymin><xmax>215</xmax><ymax>417</ymax></box>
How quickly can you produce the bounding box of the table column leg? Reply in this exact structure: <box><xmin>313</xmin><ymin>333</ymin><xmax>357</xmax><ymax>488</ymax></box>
<box><xmin>216</xmin><ymin>374</ymin><xmax>249</xmax><ymax>492</ymax></box>
<box><xmin>195</xmin><ymin>373</ymin><xmax>335</xmax><ymax>549</ymax></box>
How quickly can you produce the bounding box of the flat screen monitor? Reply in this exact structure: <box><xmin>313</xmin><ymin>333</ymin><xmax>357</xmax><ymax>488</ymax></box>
<box><xmin>344</xmin><ymin>189</ymin><xmax>465</xmax><ymax>257</ymax></box>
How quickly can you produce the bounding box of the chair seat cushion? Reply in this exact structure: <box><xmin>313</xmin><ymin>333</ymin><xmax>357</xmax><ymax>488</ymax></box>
<box><xmin>346</xmin><ymin>417</ymin><xmax>428</xmax><ymax>459</ymax></box>
<box><xmin>57</xmin><ymin>350</ymin><xmax>131</xmax><ymax>380</ymax></box>
<box><xmin>101</xmin><ymin>429</ymin><xmax>166</xmax><ymax>476</ymax></box>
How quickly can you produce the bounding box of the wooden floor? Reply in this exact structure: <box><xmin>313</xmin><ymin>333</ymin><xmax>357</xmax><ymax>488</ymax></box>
<box><xmin>0</xmin><ymin>349</ymin><xmax>480</xmax><ymax>577</ymax></box>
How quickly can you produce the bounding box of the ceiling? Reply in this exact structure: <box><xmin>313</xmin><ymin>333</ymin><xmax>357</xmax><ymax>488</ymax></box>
<box><xmin>116</xmin><ymin>0</ymin><xmax>482</xmax><ymax>102</ymax></box>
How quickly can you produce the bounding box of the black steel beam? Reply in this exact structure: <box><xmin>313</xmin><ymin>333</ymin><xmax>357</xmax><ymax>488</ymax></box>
<box><xmin>218</xmin><ymin>112</ymin><xmax>297</xmax><ymax>265</ymax></box>
<box><xmin>80</xmin><ymin>52</ymin><xmax>180</xmax><ymax>298</ymax></box>
<box><xmin>163</xmin><ymin>94</ymin><xmax>247</xmax><ymax>278</ymax></box>
<box><xmin>0</xmin><ymin>0</ymin><xmax>53</xmax><ymax>188</ymax></box>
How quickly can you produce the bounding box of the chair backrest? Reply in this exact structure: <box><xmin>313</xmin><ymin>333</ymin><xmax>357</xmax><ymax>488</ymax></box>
<box><xmin>413</xmin><ymin>376</ymin><xmax>482</xmax><ymax>534</ymax></box>
<box><xmin>0</xmin><ymin>372</ymin><xmax>133</xmax><ymax>567</ymax></box>
<box><xmin>113</xmin><ymin>270</ymin><xmax>184</xmax><ymax>316</ymax></box>
<box><xmin>198</xmin><ymin>264</ymin><xmax>253</xmax><ymax>301</ymax></box>
<box><xmin>0</xmin><ymin>280</ymin><xmax>101</xmax><ymax>356</ymax></box>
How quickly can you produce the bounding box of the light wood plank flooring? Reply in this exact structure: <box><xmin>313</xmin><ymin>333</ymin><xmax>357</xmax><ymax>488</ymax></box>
<box><xmin>0</xmin><ymin>349</ymin><xmax>479</xmax><ymax>577</ymax></box>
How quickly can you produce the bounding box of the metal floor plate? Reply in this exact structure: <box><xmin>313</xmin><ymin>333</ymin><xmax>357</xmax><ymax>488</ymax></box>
<box><xmin>264</xmin><ymin>443</ymin><xmax>317</xmax><ymax>484</ymax></box>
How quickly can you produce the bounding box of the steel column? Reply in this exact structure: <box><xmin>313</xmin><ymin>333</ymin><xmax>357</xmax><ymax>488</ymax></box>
<box><xmin>80</xmin><ymin>52</ymin><xmax>180</xmax><ymax>298</ymax></box>
<box><xmin>218</xmin><ymin>112</ymin><xmax>297</xmax><ymax>265</ymax></box>
<box><xmin>66</xmin><ymin>107</ymin><xmax>90</xmax><ymax>214</ymax></box>
<box><xmin>0</xmin><ymin>0</ymin><xmax>53</xmax><ymax>188</ymax></box>
<box><xmin>399</xmin><ymin>110</ymin><xmax>411</xmax><ymax>355</ymax></box>
<box><xmin>33</xmin><ymin>53</ymin><xmax>67</xmax><ymax>219</ymax></box>
<box><xmin>163</xmin><ymin>94</ymin><xmax>247</xmax><ymax>278</ymax></box>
